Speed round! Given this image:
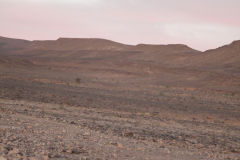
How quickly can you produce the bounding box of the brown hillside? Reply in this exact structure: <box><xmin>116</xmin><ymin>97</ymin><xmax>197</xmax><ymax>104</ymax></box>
<box><xmin>183</xmin><ymin>40</ymin><xmax>240</xmax><ymax>74</ymax></box>
<box><xmin>0</xmin><ymin>36</ymin><xmax>30</xmax><ymax>54</ymax></box>
<box><xmin>28</xmin><ymin>38</ymin><xmax>133</xmax><ymax>51</ymax></box>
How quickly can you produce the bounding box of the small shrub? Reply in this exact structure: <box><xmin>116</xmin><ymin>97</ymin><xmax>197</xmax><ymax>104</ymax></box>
<box><xmin>59</xmin><ymin>106</ymin><xmax>66</xmax><ymax>110</ymax></box>
<box><xmin>75</xmin><ymin>78</ymin><xmax>81</xmax><ymax>84</ymax></box>
<box><xmin>64</xmin><ymin>100</ymin><xmax>71</xmax><ymax>106</ymax></box>
<box><xmin>190</xmin><ymin>96</ymin><xmax>195</xmax><ymax>100</ymax></box>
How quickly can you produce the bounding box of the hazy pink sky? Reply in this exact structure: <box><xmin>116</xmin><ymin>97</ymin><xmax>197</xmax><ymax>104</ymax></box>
<box><xmin>1</xmin><ymin>0</ymin><xmax>240</xmax><ymax>51</ymax></box>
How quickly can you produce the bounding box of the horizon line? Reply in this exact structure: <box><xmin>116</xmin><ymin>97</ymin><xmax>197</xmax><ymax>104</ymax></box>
<box><xmin>1</xmin><ymin>35</ymin><xmax>239</xmax><ymax>52</ymax></box>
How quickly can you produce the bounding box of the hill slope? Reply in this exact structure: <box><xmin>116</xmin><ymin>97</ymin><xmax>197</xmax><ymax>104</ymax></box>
<box><xmin>0</xmin><ymin>36</ymin><xmax>239</xmax><ymax>72</ymax></box>
<box><xmin>29</xmin><ymin>38</ymin><xmax>133</xmax><ymax>51</ymax></box>
<box><xmin>183</xmin><ymin>40</ymin><xmax>240</xmax><ymax>74</ymax></box>
<box><xmin>0</xmin><ymin>36</ymin><xmax>30</xmax><ymax>54</ymax></box>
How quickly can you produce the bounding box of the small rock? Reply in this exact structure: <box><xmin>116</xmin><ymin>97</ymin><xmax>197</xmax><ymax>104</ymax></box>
<box><xmin>109</xmin><ymin>141</ymin><xmax>117</xmax><ymax>146</ymax></box>
<box><xmin>137</xmin><ymin>147</ymin><xmax>145</xmax><ymax>151</ymax></box>
<box><xmin>159</xmin><ymin>145</ymin><xmax>165</xmax><ymax>148</ymax></box>
<box><xmin>0</xmin><ymin>146</ymin><xmax>7</xmax><ymax>153</ymax></box>
<box><xmin>0</xmin><ymin>156</ymin><xmax>7</xmax><ymax>160</ymax></box>
<box><xmin>71</xmin><ymin>148</ymin><xmax>82</xmax><ymax>154</ymax></box>
<box><xmin>80</xmin><ymin>157</ymin><xmax>90</xmax><ymax>160</ymax></box>
<box><xmin>152</xmin><ymin>138</ymin><xmax>157</xmax><ymax>142</ymax></box>
<box><xmin>8</xmin><ymin>148</ymin><xmax>19</xmax><ymax>155</ymax></box>
<box><xmin>70</xmin><ymin>121</ymin><xmax>76</xmax><ymax>124</ymax></box>
<box><xmin>57</xmin><ymin>136</ymin><xmax>63</xmax><ymax>139</ymax></box>
<box><xmin>41</xmin><ymin>155</ymin><xmax>49</xmax><ymax>160</ymax></box>
<box><xmin>27</xmin><ymin>126</ymin><xmax>33</xmax><ymax>129</ymax></box>
<box><xmin>117</xmin><ymin>143</ymin><xmax>123</xmax><ymax>149</ymax></box>
<box><xmin>123</xmin><ymin>132</ymin><xmax>134</xmax><ymax>137</ymax></box>
<box><xmin>164</xmin><ymin>148</ymin><xmax>170</xmax><ymax>154</ymax></box>
<box><xmin>109</xmin><ymin>142</ymin><xmax>123</xmax><ymax>149</ymax></box>
<box><xmin>83</xmin><ymin>132</ymin><xmax>90</xmax><ymax>136</ymax></box>
<box><xmin>186</xmin><ymin>138</ymin><xmax>198</xmax><ymax>144</ymax></box>
<box><xmin>145</xmin><ymin>113</ymin><xmax>151</xmax><ymax>116</ymax></box>
<box><xmin>65</xmin><ymin>147</ymin><xmax>88</xmax><ymax>154</ymax></box>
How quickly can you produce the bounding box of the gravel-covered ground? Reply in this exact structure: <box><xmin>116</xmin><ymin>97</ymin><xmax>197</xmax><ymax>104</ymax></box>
<box><xmin>0</xmin><ymin>98</ymin><xmax>240</xmax><ymax>160</ymax></box>
<box><xmin>0</xmin><ymin>64</ymin><xmax>240</xmax><ymax>160</ymax></box>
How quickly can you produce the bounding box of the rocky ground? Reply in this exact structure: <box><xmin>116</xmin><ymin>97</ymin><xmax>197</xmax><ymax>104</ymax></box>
<box><xmin>0</xmin><ymin>65</ymin><xmax>240</xmax><ymax>160</ymax></box>
<box><xmin>0</xmin><ymin>37</ymin><xmax>240</xmax><ymax>159</ymax></box>
<box><xmin>0</xmin><ymin>98</ymin><xmax>239</xmax><ymax>160</ymax></box>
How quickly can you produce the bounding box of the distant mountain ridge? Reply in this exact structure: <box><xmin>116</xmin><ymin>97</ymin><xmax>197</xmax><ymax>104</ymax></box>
<box><xmin>0</xmin><ymin>36</ymin><xmax>239</xmax><ymax>70</ymax></box>
<box><xmin>29</xmin><ymin>38</ymin><xmax>133</xmax><ymax>51</ymax></box>
<box><xmin>0</xmin><ymin>36</ymin><xmax>198</xmax><ymax>53</ymax></box>
<box><xmin>135</xmin><ymin>43</ymin><xmax>199</xmax><ymax>53</ymax></box>
<box><xmin>1</xmin><ymin>36</ymin><xmax>239</xmax><ymax>53</ymax></box>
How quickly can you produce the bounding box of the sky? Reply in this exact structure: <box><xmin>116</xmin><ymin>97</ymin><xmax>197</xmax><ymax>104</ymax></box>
<box><xmin>0</xmin><ymin>0</ymin><xmax>240</xmax><ymax>51</ymax></box>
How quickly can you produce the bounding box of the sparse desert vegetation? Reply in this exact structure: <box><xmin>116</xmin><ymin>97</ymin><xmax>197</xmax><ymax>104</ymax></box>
<box><xmin>75</xmin><ymin>78</ymin><xmax>81</xmax><ymax>84</ymax></box>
